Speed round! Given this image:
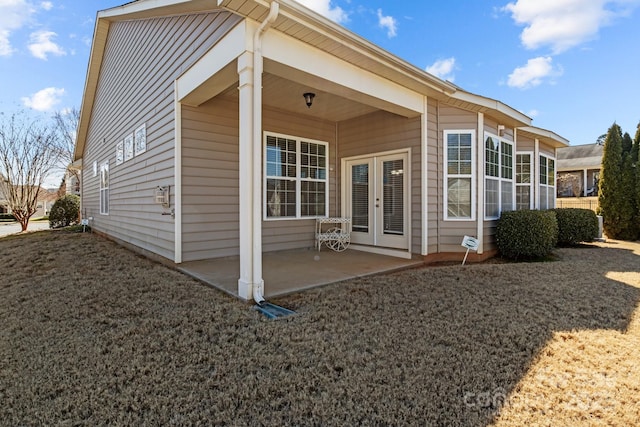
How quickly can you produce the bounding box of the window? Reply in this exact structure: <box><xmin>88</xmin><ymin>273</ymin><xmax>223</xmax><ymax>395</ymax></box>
<box><xmin>124</xmin><ymin>133</ymin><xmax>134</xmax><ymax>161</ymax></box>
<box><xmin>134</xmin><ymin>124</ymin><xmax>146</xmax><ymax>156</ymax></box>
<box><xmin>485</xmin><ymin>135</ymin><xmax>514</xmax><ymax>219</ymax></box>
<box><xmin>444</xmin><ymin>131</ymin><xmax>474</xmax><ymax>220</ymax></box>
<box><xmin>264</xmin><ymin>133</ymin><xmax>328</xmax><ymax>219</ymax></box>
<box><xmin>515</xmin><ymin>153</ymin><xmax>533</xmax><ymax>210</ymax></box>
<box><xmin>539</xmin><ymin>154</ymin><xmax>556</xmax><ymax>209</ymax></box>
<box><xmin>100</xmin><ymin>161</ymin><xmax>109</xmax><ymax>215</ymax></box>
<box><xmin>116</xmin><ymin>141</ymin><xmax>124</xmax><ymax>165</ymax></box>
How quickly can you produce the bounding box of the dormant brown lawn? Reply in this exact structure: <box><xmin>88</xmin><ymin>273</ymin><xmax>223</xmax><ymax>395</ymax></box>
<box><xmin>1</xmin><ymin>230</ymin><xmax>639</xmax><ymax>426</ymax></box>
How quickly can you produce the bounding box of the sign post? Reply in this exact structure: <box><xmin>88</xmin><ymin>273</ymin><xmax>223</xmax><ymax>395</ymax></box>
<box><xmin>461</xmin><ymin>235</ymin><xmax>479</xmax><ymax>265</ymax></box>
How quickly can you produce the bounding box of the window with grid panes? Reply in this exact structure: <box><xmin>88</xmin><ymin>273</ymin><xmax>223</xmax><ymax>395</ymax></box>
<box><xmin>484</xmin><ymin>135</ymin><xmax>514</xmax><ymax>219</ymax></box>
<box><xmin>265</xmin><ymin>133</ymin><xmax>328</xmax><ymax>219</ymax></box>
<box><xmin>516</xmin><ymin>153</ymin><xmax>532</xmax><ymax>210</ymax></box>
<box><xmin>444</xmin><ymin>131</ymin><xmax>474</xmax><ymax>220</ymax></box>
<box><xmin>539</xmin><ymin>154</ymin><xmax>555</xmax><ymax>209</ymax></box>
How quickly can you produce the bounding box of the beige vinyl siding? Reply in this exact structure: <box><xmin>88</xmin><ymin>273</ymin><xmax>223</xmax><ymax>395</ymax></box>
<box><xmin>338</xmin><ymin>110</ymin><xmax>422</xmax><ymax>254</ymax></box>
<box><xmin>436</xmin><ymin>104</ymin><xmax>478</xmax><ymax>253</ymax></box>
<box><xmin>426</xmin><ymin>97</ymin><xmax>439</xmax><ymax>254</ymax></box>
<box><xmin>262</xmin><ymin>107</ymin><xmax>337</xmax><ymax>252</ymax></box>
<box><xmin>181</xmin><ymin>97</ymin><xmax>239</xmax><ymax>262</ymax></box>
<box><xmin>516</xmin><ymin>134</ymin><xmax>535</xmax><ymax>151</ymax></box>
<box><xmin>81</xmin><ymin>12</ymin><xmax>241</xmax><ymax>261</ymax></box>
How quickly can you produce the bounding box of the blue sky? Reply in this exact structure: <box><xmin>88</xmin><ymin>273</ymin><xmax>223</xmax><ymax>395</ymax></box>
<box><xmin>1</xmin><ymin>0</ymin><xmax>640</xmax><ymax>150</ymax></box>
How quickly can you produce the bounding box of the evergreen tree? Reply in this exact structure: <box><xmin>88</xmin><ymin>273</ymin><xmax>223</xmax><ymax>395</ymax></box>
<box><xmin>633</xmin><ymin>124</ymin><xmax>640</xmax><ymax>238</ymax></box>
<box><xmin>619</xmin><ymin>152</ymin><xmax>638</xmax><ymax>240</ymax></box>
<box><xmin>599</xmin><ymin>123</ymin><xmax>625</xmax><ymax>238</ymax></box>
<box><xmin>622</xmin><ymin>132</ymin><xmax>633</xmax><ymax>155</ymax></box>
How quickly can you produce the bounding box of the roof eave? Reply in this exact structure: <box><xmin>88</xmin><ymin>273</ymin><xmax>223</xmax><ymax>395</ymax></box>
<box><xmin>519</xmin><ymin>126</ymin><xmax>570</xmax><ymax>148</ymax></box>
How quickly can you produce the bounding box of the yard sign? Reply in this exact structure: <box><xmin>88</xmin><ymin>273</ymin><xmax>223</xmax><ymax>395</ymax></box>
<box><xmin>461</xmin><ymin>235</ymin><xmax>479</xmax><ymax>265</ymax></box>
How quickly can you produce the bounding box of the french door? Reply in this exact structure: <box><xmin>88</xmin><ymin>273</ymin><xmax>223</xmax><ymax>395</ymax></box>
<box><xmin>345</xmin><ymin>152</ymin><xmax>409</xmax><ymax>250</ymax></box>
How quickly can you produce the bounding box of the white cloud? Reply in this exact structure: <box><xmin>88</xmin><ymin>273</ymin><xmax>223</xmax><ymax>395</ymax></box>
<box><xmin>0</xmin><ymin>0</ymin><xmax>36</xmax><ymax>56</ymax></box>
<box><xmin>294</xmin><ymin>0</ymin><xmax>349</xmax><ymax>23</ymax></box>
<box><xmin>40</xmin><ymin>1</ymin><xmax>52</xmax><ymax>10</ymax></box>
<box><xmin>28</xmin><ymin>30</ymin><xmax>66</xmax><ymax>59</ymax></box>
<box><xmin>21</xmin><ymin>87</ymin><xmax>65</xmax><ymax>111</ymax></box>
<box><xmin>527</xmin><ymin>109</ymin><xmax>540</xmax><ymax>118</ymax></box>
<box><xmin>426</xmin><ymin>57</ymin><xmax>456</xmax><ymax>82</ymax></box>
<box><xmin>377</xmin><ymin>9</ymin><xmax>397</xmax><ymax>38</ymax></box>
<box><xmin>503</xmin><ymin>0</ymin><xmax>639</xmax><ymax>53</ymax></box>
<box><xmin>507</xmin><ymin>56</ymin><xmax>563</xmax><ymax>89</ymax></box>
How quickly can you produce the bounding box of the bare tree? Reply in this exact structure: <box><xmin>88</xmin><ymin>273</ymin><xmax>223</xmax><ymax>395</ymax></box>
<box><xmin>53</xmin><ymin>107</ymin><xmax>80</xmax><ymax>194</ymax></box>
<box><xmin>0</xmin><ymin>112</ymin><xmax>63</xmax><ymax>231</ymax></box>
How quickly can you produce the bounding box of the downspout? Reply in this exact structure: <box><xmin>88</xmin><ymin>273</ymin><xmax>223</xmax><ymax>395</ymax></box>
<box><xmin>252</xmin><ymin>1</ymin><xmax>280</xmax><ymax>304</ymax></box>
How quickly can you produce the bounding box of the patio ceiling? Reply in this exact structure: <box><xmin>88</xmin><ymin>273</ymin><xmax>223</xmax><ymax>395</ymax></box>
<box><xmin>220</xmin><ymin>72</ymin><xmax>382</xmax><ymax>123</ymax></box>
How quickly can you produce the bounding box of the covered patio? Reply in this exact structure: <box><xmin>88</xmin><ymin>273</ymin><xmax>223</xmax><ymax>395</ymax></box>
<box><xmin>178</xmin><ymin>248</ymin><xmax>423</xmax><ymax>299</ymax></box>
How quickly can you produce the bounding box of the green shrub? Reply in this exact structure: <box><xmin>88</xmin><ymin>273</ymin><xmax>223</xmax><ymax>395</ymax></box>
<box><xmin>48</xmin><ymin>195</ymin><xmax>80</xmax><ymax>229</ymax></box>
<box><xmin>552</xmin><ymin>208</ymin><xmax>599</xmax><ymax>245</ymax></box>
<box><xmin>496</xmin><ymin>210</ymin><xmax>558</xmax><ymax>260</ymax></box>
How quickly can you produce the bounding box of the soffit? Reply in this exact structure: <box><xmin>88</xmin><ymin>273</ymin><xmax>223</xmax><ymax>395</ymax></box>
<box><xmin>218</xmin><ymin>0</ymin><xmax>457</xmax><ymax>99</ymax></box>
<box><xmin>220</xmin><ymin>72</ymin><xmax>379</xmax><ymax>122</ymax></box>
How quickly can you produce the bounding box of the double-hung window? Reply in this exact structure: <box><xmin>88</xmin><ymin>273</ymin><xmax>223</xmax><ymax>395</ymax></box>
<box><xmin>444</xmin><ymin>131</ymin><xmax>474</xmax><ymax>220</ymax></box>
<box><xmin>485</xmin><ymin>134</ymin><xmax>514</xmax><ymax>219</ymax></box>
<box><xmin>515</xmin><ymin>153</ymin><xmax>533</xmax><ymax>210</ymax></box>
<box><xmin>99</xmin><ymin>161</ymin><xmax>109</xmax><ymax>215</ymax></box>
<box><xmin>539</xmin><ymin>154</ymin><xmax>556</xmax><ymax>209</ymax></box>
<box><xmin>264</xmin><ymin>133</ymin><xmax>328</xmax><ymax>219</ymax></box>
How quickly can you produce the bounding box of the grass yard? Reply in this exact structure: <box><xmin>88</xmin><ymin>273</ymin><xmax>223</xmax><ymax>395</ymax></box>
<box><xmin>1</xmin><ymin>231</ymin><xmax>639</xmax><ymax>426</ymax></box>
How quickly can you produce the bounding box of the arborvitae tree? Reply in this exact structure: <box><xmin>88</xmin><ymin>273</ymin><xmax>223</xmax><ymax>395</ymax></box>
<box><xmin>622</xmin><ymin>132</ymin><xmax>634</xmax><ymax>155</ymax></box>
<box><xmin>633</xmin><ymin>124</ymin><xmax>640</xmax><ymax>238</ymax></box>
<box><xmin>599</xmin><ymin>123</ymin><xmax>625</xmax><ymax>238</ymax></box>
<box><xmin>618</xmin><ymin>152</ymin><xmax>638</xmax><ymax>240</ymax></box>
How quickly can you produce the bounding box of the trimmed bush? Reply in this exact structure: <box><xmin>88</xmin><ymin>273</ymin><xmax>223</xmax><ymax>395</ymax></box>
<box><xmin>48</xmin><ymin>195</ymin><xmax>80</xmax><ymax>229</ymax></box>
<box><xmin>496</xmin><ymin>210</ymin><xmax>558</xmax><ymax>260</ymax></box>
<box><xmin>552</xmin><ymin>208</ymin><xmax>599</xmax><ymax>246</ymax></box>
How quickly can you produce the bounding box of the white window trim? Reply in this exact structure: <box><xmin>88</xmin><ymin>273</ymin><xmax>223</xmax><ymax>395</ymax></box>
<box><xmin>263</xmin><ymin>131</ymin><xmax>329</xmax><ymax>221</ymax></box>
<box><xmin>99</xmin><ymin>161</ymin><xmax>109</xmax><ymax>215</ymax></box>
<box><xmin>539</xmin><ymin>153</ymin><xmax>556</xmax><ymax>209</ymax></box>
<box><xmin>443</xmin><ymin>129</ymin><xmax>476</xmax><ymax>221</ymax></box>
<box><xmin>516</xmin><ymin>151</ymin><xmax>534</xmax><ymax>210</ymax></box>
<box><xmin>134</xmin><ymin>123</ymin><xmax>147</xmax><ymax>156</ymax></box>
<box><xmin>484</xmin><ymin>132</ymin><xmax>515</xmax><ymax>220</ymax></box>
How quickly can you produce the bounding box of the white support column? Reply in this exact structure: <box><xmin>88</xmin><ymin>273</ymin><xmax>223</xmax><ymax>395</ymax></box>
<box><xmin>421</xmin><ymin>96</ymin><xmax>429</xmax><ymax>256</ymax></box>
<box><xmin>237</xmin><ymin>52</ymin><xmax>256</xmax><ymax>300</ymax></box>
<box><xmin>583</xmin><ymin>168</ymin><xmax>588</xmax><ymax>197</ymax></box>
<box><xmin>534</xmin><ymin>139</ymin><xmax>540</xmax><ymax>209</ymax></box>
<box><xmin>173</xmin><ymin>81</ymin><xmax>183</xmax><ymax>264</ymax></box>
<box><xmin>476</xmin><ymin>112</ymin><xmax>484</xmax><ymax>255</ymax></box>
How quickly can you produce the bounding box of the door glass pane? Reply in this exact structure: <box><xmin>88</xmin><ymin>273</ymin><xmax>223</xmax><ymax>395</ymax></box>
<box><xmin>382</xmin><ymin>159</ymin><xmax>404</xmax><ymax>235</ymax></box>
<box><xmin>351</xmin><ymin>164</ymin><xmax>369</xmax><ymax>233</ymax></box>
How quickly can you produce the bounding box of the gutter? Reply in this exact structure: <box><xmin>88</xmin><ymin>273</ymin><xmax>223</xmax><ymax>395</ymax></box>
<box><xmin>251</xmin><ymin>1</ymin><xmax>280</xmax><ymax>304</ymax></box>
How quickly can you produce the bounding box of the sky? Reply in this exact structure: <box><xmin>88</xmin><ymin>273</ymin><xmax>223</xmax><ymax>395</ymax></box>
<box><xmin>1</xmin><ymin>0</ymin><xmax>639</xmax><ymax>157</ymax></box>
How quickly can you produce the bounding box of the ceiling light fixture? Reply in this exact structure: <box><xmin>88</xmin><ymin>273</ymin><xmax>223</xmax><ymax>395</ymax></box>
<box><xmin>303</xmin><ymin>92</ymin><xmax>315</xmax><ymax>108</ymax></box>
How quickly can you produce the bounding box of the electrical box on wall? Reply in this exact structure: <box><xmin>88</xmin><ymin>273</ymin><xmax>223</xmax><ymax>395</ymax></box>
<box><xmin>155</xmin><ymin>186</ymin><xmax>170</xmax><ymax>208</ymax></box>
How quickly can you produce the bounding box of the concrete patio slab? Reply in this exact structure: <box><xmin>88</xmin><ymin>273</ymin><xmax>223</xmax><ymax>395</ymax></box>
<box><xmin>178</xmin><ymin>248</ymin><xmax>424</xmax><ymax>299</ymax></box>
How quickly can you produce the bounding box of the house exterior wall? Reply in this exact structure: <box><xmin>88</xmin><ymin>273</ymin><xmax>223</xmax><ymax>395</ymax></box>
<box><xmin>180</xmin><ymin>96</ymin><xmax>338</xmax><ymax>262</ymax></box>
<box><xmin>181</xmin><ymin>97</ymin><xmax>239</xmax><ymax>262</ymax></box>
<box><xmin>80</xmin><ymin>12</ymin><xmax>241</xmax><ymax>261</ymax></box>
<box><xmin>426</xmin><ymin>97</ymin><xmax>439</xmax><ymax>255</ymax></box>
<box><xmin>436</xmin><ymin>104</ymin><xmax>478</xmax><ymax>253</ymax></box>
<box><xmin>338</xmin><ymin>110</ymin><xmax>422</xmax><ymax>254</ymax></box>
<box><xmin>262</xmin><ymin>106</ymin><xmax>338</xmax><ymax>252</ymax></box>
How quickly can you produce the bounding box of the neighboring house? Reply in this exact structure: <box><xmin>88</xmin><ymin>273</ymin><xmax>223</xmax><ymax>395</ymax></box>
<box><xmin>0</xmin><ymin>185</ymin><xmax>57</xmax><ymax>217</ymax></box>
<box><xmin>556</xmin><ymin>143</ymin><xmax>603</xmax><ymax>197</ymax></box>
<box><xmin>74</xmin><ymin>0</ymin><xmax>568</xmax><ymax>301</ymax></box>
<box><xmin>34</xmin><ymin>188</ymin><xmax>59</xmax><ymax>218</ymax></box>
<box><xmin>65</xmin><ymin>160</ymin><xmax>82</xmax><ymax>197</ymax></box>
